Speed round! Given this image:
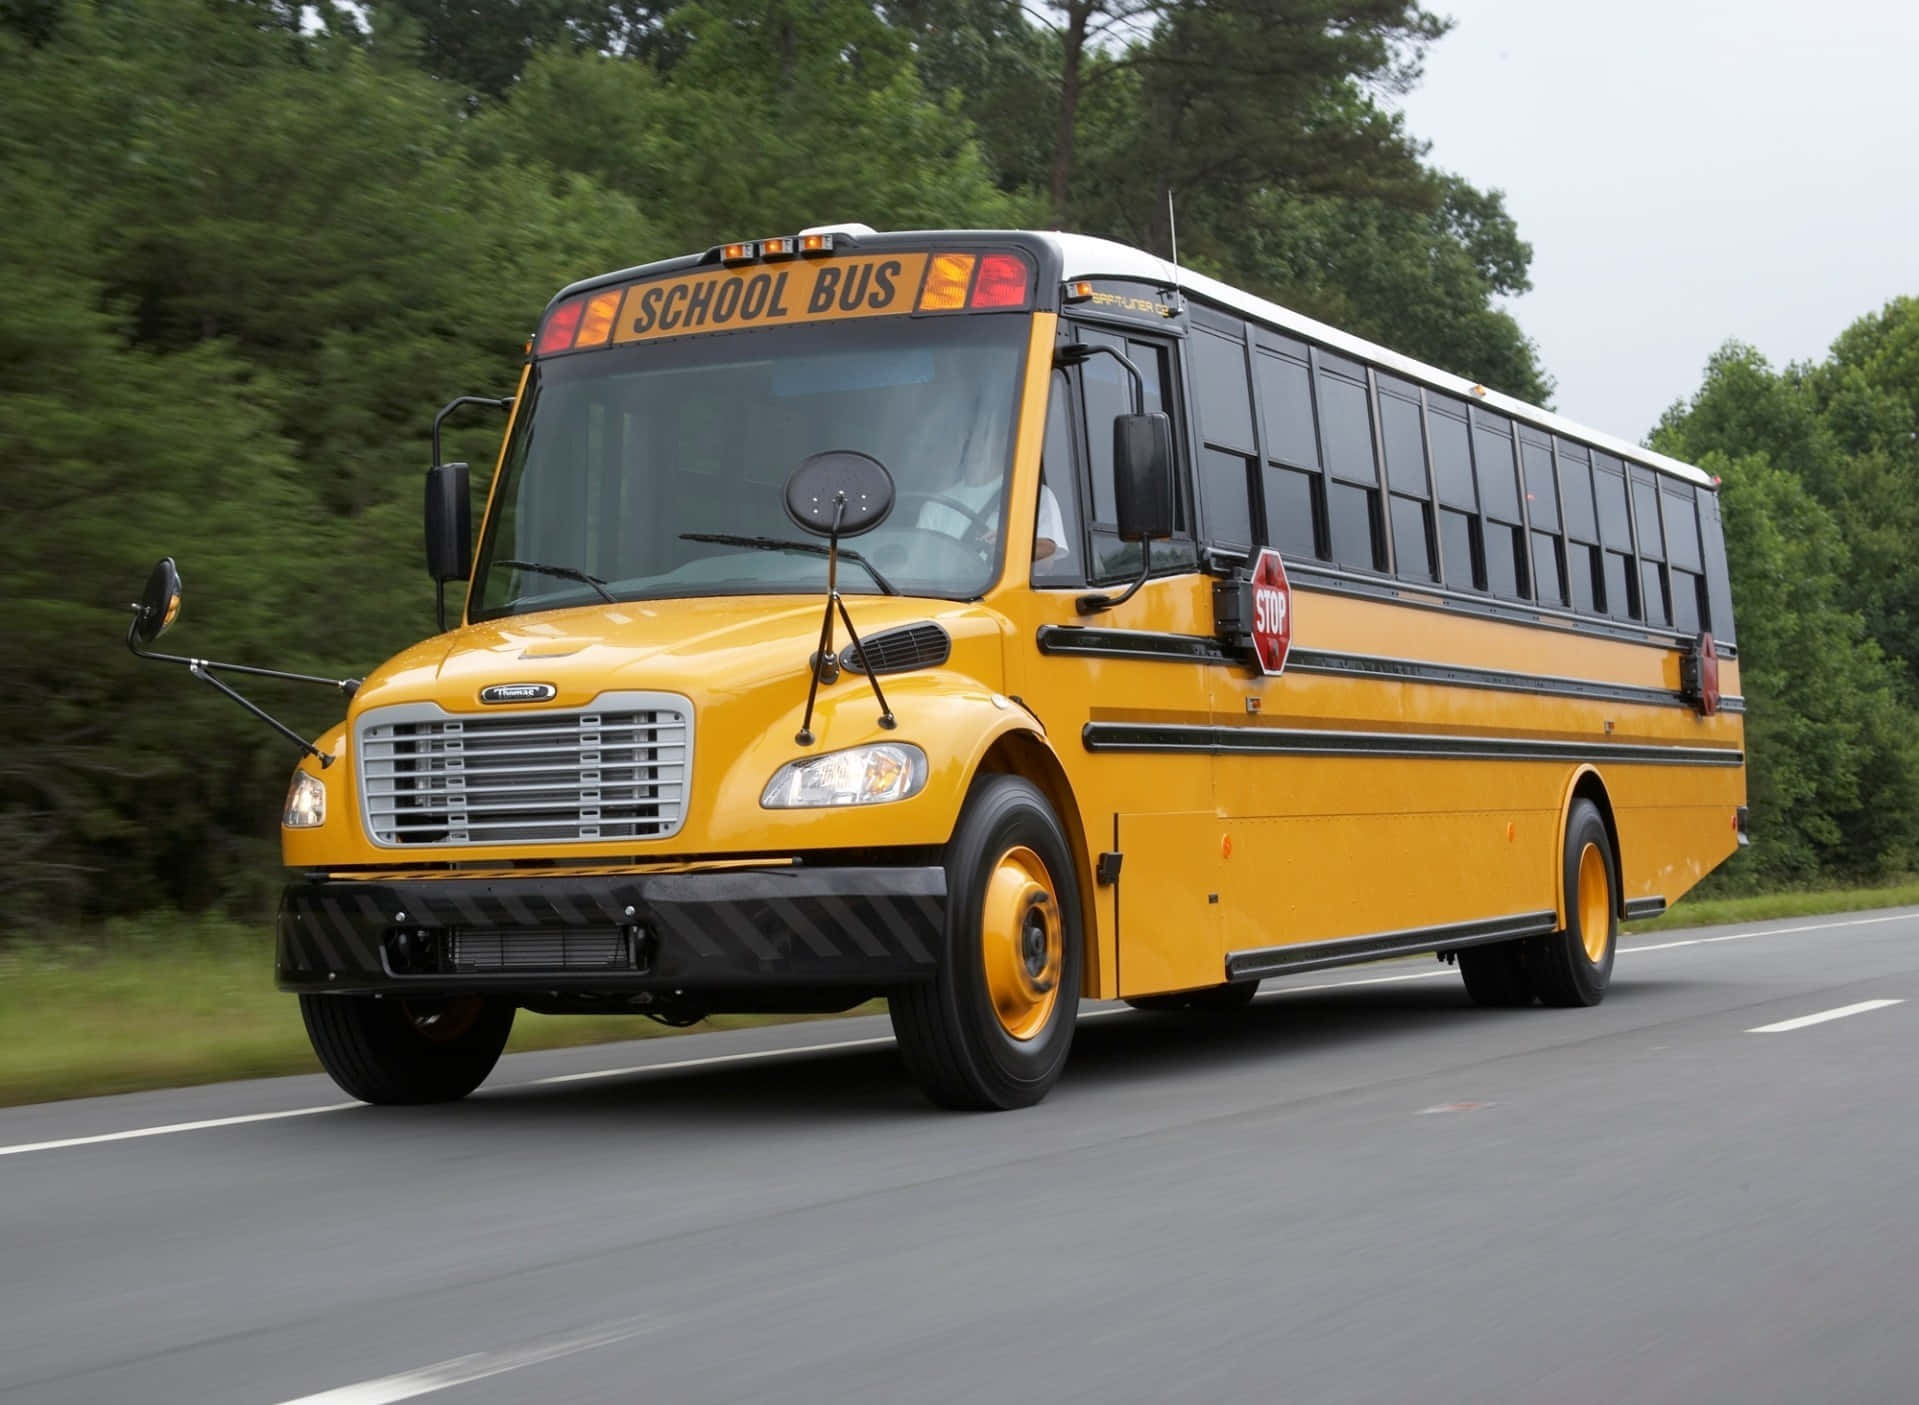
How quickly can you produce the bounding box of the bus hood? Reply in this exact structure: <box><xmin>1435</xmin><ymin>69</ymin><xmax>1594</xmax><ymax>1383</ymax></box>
<box><xmin>352</xmin><ymin>594</ymin><xmax>1007</xmax><ymax>719</ymax></box>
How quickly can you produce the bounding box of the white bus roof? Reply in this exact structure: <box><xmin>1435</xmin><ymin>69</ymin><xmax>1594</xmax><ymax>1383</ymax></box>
<box><xmin>1034</xmin><ymin>231</ymin><xmax>1713</xmax><ymax>489</ymax></box>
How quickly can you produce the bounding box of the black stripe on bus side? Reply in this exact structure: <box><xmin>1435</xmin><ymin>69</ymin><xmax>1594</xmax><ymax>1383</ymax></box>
<box><xmin>1081</xmin><ymin>722</ymin><xmax>1745</xmax><ymax>768</ymax></box>
<box><xmin>1276</xmin><ymin>561</ymin><xmax>1741</xmax><ymax>661</ymax></box>
<box><xmin>1623</xmin><ymin>897</ymin><xmax>1669</xmax><ymax>921</ymax></box>
<box><xmin>1036</xmin><ymin>626</ymin><xmax>1747</xmax><ymax>714</ymax></box>
<box><xmin>1225</xmin><ymin>910</ymin><xmax>1560</xmax><ymax>981</ymax></box>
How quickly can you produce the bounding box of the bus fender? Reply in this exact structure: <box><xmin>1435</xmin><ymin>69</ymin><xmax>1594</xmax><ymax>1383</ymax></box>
<box><xmin>1553</xmin><ymin>766</ymin><xmax>1624</xmax><ymax>927</ymax></box>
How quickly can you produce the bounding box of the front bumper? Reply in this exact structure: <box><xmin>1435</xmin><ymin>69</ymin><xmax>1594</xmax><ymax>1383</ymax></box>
<box><xmin>276</xmin><ymin>866</ymin><xmax>945</xmax><ymax>995</ymax></box>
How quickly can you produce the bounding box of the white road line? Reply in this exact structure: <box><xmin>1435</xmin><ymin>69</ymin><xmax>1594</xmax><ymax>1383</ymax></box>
<box><xmin>3</xmin><ymin>907</ymin><xmax>1914</xmax><ymax>1160</ymax></box>
<box><xmin>1747</xmin><ymin>998</ymin><xmax>1904</xmax><ymax>1034</ymax></box>
<box><xmin>0</xmin><ymin>1103</ymin><xmax>358</xmax><ymax>1159</ymax></box>
<box><xmin>272</xmin><ymin>1321</ymin><xmax>650</xmax><ymax>1405</ymax></box>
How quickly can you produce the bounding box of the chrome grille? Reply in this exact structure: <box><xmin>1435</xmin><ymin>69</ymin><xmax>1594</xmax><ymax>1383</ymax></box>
<box><xmin>357</xmin><ymin>692</ymin><xmax>690</xmax><ymax>847</ymax></box>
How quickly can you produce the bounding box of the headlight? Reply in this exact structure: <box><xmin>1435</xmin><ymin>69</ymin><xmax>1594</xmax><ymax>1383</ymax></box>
<box><xmin>283</xmin><ymin>770</ymin><xmax>327</xmax><ymax>828</ymax></box>
<box><xmin>761</xmin><ymin>743</ymin><xmax>928</xmax><ymax>808</ymax></box>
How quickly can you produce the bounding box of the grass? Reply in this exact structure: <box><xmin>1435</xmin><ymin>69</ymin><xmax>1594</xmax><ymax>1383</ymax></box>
<box><xmin>1622</xmin><ymin>878</ymin><xmax>1919</xmax><ymax>934</ymax></box>
<box><xmin>6</xmin><ymin>877</ymin><xmax>1919</xmax><ymax>1107</ymax></box>
<box><xmin>0</xmin><ymin>915</ymin><xmax>873</xmax><ymax>1108</ymax></box>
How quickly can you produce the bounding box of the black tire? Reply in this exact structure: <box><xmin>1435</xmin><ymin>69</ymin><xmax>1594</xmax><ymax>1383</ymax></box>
<box><xmin>1124</xmin><ymin>981</ymin><xmax>1261</xmax><ymax>1013</ymax></box>
<box><xmin>300</xmin><ymin>994</ymin><xmax>514</xmax><ymax>1105</ymax></box>
<box><xmin>1458</xmin><ymin>941</ymin><xmax>1534</xmax><ymax>1007</ymax></box>
<box><xmin>889</xmin><ymin>775</ymin><xmax>1083</xmax><ymax>1110</ymax></box>
<box><xmin>1529</xmin><ymin>799</ymin><xmax>1617</xmax><ymax>1007</ymax></box>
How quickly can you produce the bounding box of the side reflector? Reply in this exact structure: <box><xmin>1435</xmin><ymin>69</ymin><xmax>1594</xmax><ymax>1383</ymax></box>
<box><xmin>971</xmin><ymin>254</ymin><xmax>1030</xmax><ymax>308</ymax></box>
<box><xmin>535</xmin><ymin>298</ymin><xmax>585</xmax><ymax>356</ymax></box>
<box><xmin>574</xmin><ymin>288</ymin><xmax>624</xmax><ymax>349</ymax></box>
<box><xmin>918</xmin><ymin>253</ymin><xmax>976</xmax><ymax>311</ymax></box>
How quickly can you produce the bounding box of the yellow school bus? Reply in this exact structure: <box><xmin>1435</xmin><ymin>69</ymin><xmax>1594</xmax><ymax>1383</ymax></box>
<box><xmin>128</xmin><ymin>226</ymin><xmax>1747</xmax><ymax>1109</ymax></box>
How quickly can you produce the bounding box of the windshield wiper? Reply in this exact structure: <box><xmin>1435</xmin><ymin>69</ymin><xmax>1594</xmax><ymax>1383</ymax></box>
<box><xmin>678</xmin><ymin>534</ymin><xmax>900</xmax><ymax>596</ymax></box>
<box><xmin>496</xmin><ymin>560</ymin><xmax>617</xmax><ymax>604</ymax></box>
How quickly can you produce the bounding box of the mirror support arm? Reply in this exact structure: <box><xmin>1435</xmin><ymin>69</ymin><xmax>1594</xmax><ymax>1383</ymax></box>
<box><xmin>1075</xmin><ymin>542</ymin><xmax>1151</xmax><ymax>615</ymax></box>
<box><xmin>1054</xmin><ymin>343</ymin><xmax>1146</xmax><ymax>414</ymax></box>
<box><xmin>126</xmin><ymin>614</ymin><xmax>357</xmax><ymax>766</ymax></box>
<box><xmin>431</xmin><ymin>395</ymin><xmax>515</xmax><ymax>471</ymax></box>
<box><xmin>189</xmin><ymin>663</ymin><xmax>334</xmax><ymax>767</ymax></box>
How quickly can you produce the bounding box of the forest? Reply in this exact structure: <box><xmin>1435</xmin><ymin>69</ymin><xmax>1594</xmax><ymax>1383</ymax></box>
<box><xmin>3</xmin><ymin>0</ymin><xmax>1915</xmax><ymax>933</ymax></box>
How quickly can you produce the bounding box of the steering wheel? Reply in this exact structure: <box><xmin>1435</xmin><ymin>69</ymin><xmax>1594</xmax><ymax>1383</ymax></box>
<box><xmin>895</xmin><ymin>491</ymin><xmax>1000</xmax><ymax>552</ymax></box>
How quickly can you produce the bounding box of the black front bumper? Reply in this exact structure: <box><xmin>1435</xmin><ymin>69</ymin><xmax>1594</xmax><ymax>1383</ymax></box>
<box><xmin>276</xmin><ymin>866</ymin><xmax>945</xmax><ymax>995</ymax></box>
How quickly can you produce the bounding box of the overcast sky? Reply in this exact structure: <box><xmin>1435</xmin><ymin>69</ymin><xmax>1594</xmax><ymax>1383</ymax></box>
<box><xmin>1396</xmin><ymin>0</ymin><xmax>1919</xmax><ymax>442</ymax></box>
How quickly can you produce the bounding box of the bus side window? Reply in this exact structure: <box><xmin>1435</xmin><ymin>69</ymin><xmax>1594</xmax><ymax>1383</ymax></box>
<box><xmin>1521</xmin><ymin>428</ymin><xmax>1567</xmax><ymax>607</ymax></box>
<box><xmin>1077</xmin><ymin>327</ymin><xmax>1195</xmax><ymax>581</ymax></box>
<box><xmin>1696</xmin><ymin>485</ymin><xmax>1736</xmax><ymax>643</ymax></box>
<box><xmin>1472</xmin><ymin>409</ymin><xmax>1529</xmax><ymax>601</ymax></box>
<box><xmin>1664</xmin><ymin>482</ymin><xmax>1704</xmax><ymax>634</ymax></box>
<box><xmin>1314</xmin><ymin>351</ymin><xmax>1383</xmax><ymax>572</ymax></box>
<box><xmin>1429</xmin><ymin>395</ymin><xmax>1483</xmax><ymax>590</ymax></box>
<box><xmin>1033</xmin><ymin>369</ymin><xmax>1086</xmax><ymax>586</ymax></box>
<box><xmin>1378</xmin><ymin>377</ymin><xmax>1436</xmax><ymax>583</ymax></box>
<box><xmin>1631</xmin><ymin>466</ymin><xmax>1671</xmax><ymax>627</ymax></box>
<box><xmin>1593</xmin><ymin>453</ymin><xmax>1640</xmax><ymax>621</ymax></box>
<box><xmin>1253</xmin><ymin>341</ymin><xmax>1324</xmax><ymax>561</ymax></box>
<box><xmin>1557</xmin><ymin>439</ymin><xmax>1603</xmax><ymax>614</ymax></box>
<box><xmin>1192</xmin><ymin>326</ymin><xmax>1256</xmax><ymax>555</ymax></box>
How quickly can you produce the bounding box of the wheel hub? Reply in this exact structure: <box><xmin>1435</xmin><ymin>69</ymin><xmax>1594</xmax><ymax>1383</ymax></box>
<box><xmin>980</xmin><ymin>846</ymin><xmax>1063</xmax><ymax>1042</ymax></box>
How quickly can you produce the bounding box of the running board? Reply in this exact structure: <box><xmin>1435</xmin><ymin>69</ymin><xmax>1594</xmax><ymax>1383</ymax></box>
<box><xmin>1624</xmin><ymin>897</ymin><xmax>1668</xmax><ymax>921</ymax></box>
<box><xmin>1226</xmin><ymin>910</ymin><xmax>1559</xmax><ymax>982</ymax></box>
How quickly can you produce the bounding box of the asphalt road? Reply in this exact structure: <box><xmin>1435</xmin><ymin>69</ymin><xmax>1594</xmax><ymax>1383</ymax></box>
<box><xmin>3</xmin><ymin>908</ymin><xmax>1916</xmax><ymax>1404</ymax></box>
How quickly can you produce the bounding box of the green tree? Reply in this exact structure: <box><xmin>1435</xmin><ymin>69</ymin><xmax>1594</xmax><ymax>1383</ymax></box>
<box><xmin>1657</xmin><ymin>346</ymin><xmax>1919</xmax><ymax>886</ymax></box>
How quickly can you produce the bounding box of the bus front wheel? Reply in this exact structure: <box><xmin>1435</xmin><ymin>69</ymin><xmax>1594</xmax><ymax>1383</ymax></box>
<box><xmin>1530</xmin><ymin>799</ymin><xmax>1617</xmax><ymax>1007</ymax></box>
<box><xmin>300</xmin><ymin>993</ymin><xmax>514</xmax><ymax>1104</ymax></box>
<box><xmin>889</xmin><ymin>775</ymin><xmax>1083</xmax><ymax>1110</ymax></box>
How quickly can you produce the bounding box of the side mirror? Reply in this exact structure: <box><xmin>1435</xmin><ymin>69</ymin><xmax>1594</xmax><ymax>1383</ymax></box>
<box><xmin>130</xmin><ymin>557</ymin><xmax>183</xmax><ymax>645</ymax></box>
<box><xmin>1112</xmin><ymin>413</ymin><xmax>1176</xmax><ymax>543</ymax></box>
<box><xmin>425</xmin><ymin>462</ymin><xmax>472</xmax><ymax>582</ymax></box>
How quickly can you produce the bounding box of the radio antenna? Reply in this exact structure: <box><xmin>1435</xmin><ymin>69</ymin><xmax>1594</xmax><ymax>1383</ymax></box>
<box><xmin>1165</xmin><ymin>187</ymin><xmax>1185</xmax><ymax>311</ymax></box>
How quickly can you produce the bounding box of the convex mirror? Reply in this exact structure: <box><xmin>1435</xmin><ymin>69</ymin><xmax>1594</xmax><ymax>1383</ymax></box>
<box><xmin>784</xmin><ymin>451</ymin><xmax>896</xmax><ymax>538</ymax></box>
<box><xmin>131</xmin><ymin>557</ymin><xmax>183</xmax><ymax>645</ymax></box>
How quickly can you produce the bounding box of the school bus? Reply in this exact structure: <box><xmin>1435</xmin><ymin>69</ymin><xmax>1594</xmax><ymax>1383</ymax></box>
<box><xmin>127</xmin><ymin>226</ymin><xmax>1747</xmax><ymax>1110</ymax></box>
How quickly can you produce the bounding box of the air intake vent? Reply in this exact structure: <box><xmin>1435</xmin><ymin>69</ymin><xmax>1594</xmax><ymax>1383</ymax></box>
<box><xmin>842</xmin><ymin>623</ymin><xmax>950</xmax><ymax>675</ymax></box>
<box><xmin>449</xmin><ymin>928</ymin><xmax>630</xmax><ymax>972</ymax></box>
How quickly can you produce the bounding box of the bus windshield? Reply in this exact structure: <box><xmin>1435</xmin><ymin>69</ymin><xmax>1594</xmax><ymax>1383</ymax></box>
<box><xmin>471</xmin><ymin>315</ymin><xmax>1030</xmax><ymax>620</ymax></box>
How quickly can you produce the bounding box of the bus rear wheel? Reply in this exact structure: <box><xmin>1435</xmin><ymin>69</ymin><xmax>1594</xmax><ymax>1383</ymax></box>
<box><xmin>1529</xmin><ymin>799</ymin><xmax>1617</xmax><ymax>1007</ymax></box>
<box><xmin>889</xmin><ymin>775</ymin><xmax>1083</xmax><ymax>1110</ymax></box>
<box><xmin>300</xmin><ymin>993</ymin><xmax>514</xmax><ymax>1104</ymax></box>
<box><xmin>1124</xmin><ymin>981</ymin><xmax>1260</xmax><ymax>1013</ymax></box>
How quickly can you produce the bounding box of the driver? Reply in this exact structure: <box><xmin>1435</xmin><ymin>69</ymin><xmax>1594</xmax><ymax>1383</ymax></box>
<box><xmin>917</xmin><ymin>452</ymin><xmax>1071</xmax><ymax>562</ymax></box>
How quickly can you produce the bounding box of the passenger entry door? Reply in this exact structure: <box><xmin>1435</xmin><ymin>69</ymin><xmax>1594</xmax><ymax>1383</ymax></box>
<box><xmin>1006</xmin><ymin>316</ymin><xmax>1225</xmax><ymax>998</ymax></box>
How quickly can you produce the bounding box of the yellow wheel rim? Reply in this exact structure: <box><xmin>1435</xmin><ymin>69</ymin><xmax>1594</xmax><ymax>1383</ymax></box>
<box><xmin>1577</xmin><ymin>842</ymin><xmax>1611</xmax><ymax>964</ymax></box>
<box><xmin>980</xmin><ymin>845</ymin><xmax>1062</xmax><ymax>1041</ymax></box>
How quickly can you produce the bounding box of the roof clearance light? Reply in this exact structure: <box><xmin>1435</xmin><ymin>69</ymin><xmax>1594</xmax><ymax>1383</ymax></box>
<box><xmin>918</xmin><ymin>253</ymin><xmax>976</xmax><ymax>311</ymax></box>
<box><xmin>970</xmin><ymin>253</ymin><xmax>1030</xmax><ymax>309</ymax></box>
<box><xmin>1063</xmin><ymin>280</ymin><xmax>1095</xmax><ymax>303</ymax></box>
<box><xmin>761</xmin><ymin>236</ymin><xmax>797</xmax><ymax>260</ymax></box>
<box><xmin>574</xmin><ymin>288</ymin><xmax>624</xmax><ymax>349</ymax></box>
<box><xmin>798</xmin><ymin>233</ymin><xmax>834</xmax><ymax>255</ymax></box>
<box><xmin>721</xmin><ymin>241</ymin><xmax>758</xmax><ymax>265</ymax></box>
<box><xmin>535</xmin><ymin>297</ymin><xmax>585</xmax><ymax>356</ymax></box>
